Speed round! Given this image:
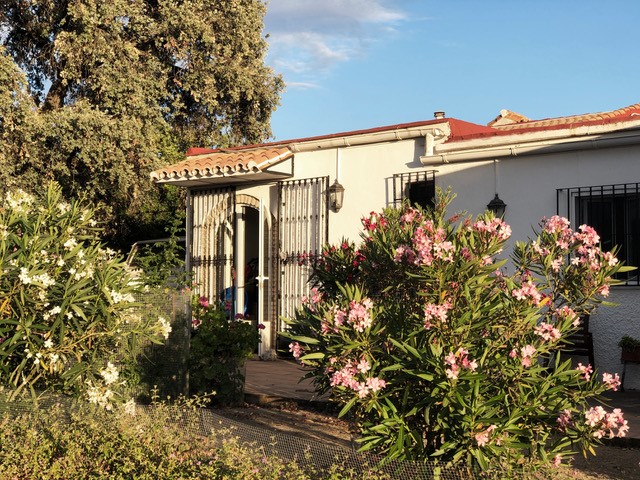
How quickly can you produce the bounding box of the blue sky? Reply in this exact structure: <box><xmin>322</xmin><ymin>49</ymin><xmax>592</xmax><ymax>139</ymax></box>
<box><xmin>263</xmin><ymin>1</ymin><xmax>640</xmax><ymax>141</ymax></box>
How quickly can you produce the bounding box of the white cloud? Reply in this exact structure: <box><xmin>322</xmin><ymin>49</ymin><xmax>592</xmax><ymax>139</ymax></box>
<box><xmin>264</xmin><ymin>0</ymin><xmax>408</xmax><ymax>88</ymax></box>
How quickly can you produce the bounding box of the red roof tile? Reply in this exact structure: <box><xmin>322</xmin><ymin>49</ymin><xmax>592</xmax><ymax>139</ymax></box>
<box><xmin>151</xmin><ymin>147</ymin><xmax>293</xmax><ymax>182</ymax></box>
<box><xmin>445</xmin><ymin>103</ymin><xmax>640</xmax><ymax>143</ymax></box>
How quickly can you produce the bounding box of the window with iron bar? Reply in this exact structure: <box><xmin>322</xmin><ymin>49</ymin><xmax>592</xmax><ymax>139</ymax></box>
<box><xmin>557</xmin><ymin>183</ymin><xmax>640</xmax><ymax>286</ymax></box>
<box><xmin>392</xmin><ymin>170</ymin><xmax>437</xmax><ymax>210</ymax></box>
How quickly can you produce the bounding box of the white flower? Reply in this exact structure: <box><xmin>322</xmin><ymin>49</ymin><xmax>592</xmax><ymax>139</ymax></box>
<box><xmin>110</xmin><ymin>290</ymin><xmax>134</xmax><ymax>304</ymax></box>
<box><xmin>100</xmin><ymin>362</ymin><xmax>120</xmax><ymax>385</ymax></box>
<box><xmin>49</xmin><ymin>353</ymin><xmax>59</xmax><ymax>365</ymax></box>
<box><xmin>44</xmin><ymin>339</ymin><xmax>54</xmax><ymax>349</ymax></box>
<box><xmin>63</xmin><ymin>238</ymin><xmax>77</xmax><ymax>250</ymax></box>
<box><xmin>33</xmin><ymin>272</ymin><xmax>55</xmax><ymax>288</ymax></box>
<box><xmin>123</xmin><ymin>398</ymin><xmax>136</xmax><ymax>417</ymax></box>
<box><xmin>56</xmin><ymin>258</ymin><xmax>65</xmax><ymax>267</ymax></box>
<box><xmin>66</xmin><ymin>312</ymin><xmax>74</xmax><ymax>319</ymax></box>
<box><xmin>6</xmin><ymin>189</ymin><xmax>34</xmax><ymax>212</ymax></box>
<box><xmin>158</xmin><ymin>316</ymin><xmax>172</xmax><ymax>339</ymax></box>
<box><xmin>86</xmin><ymin>382</ymin><xmax>115</xmax><ymax>410</ymax></box>
<box><xmin>18</xmin><ymin>268</ymin><xmax>32</xmax><ymax>285</ymax></box>
<box><xmin>49</xmin><ymin>306</ymin><xmax>61</xmax><ymax>316</ymax></box>
<box><xmin>0</xmin><ymin>224</ymin><xmax>7</xmax><ymax>240</ymax></box>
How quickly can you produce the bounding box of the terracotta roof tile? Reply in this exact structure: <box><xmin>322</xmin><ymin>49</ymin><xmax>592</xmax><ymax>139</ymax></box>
<box><xmin>491</xmin><ymin>103</ymin><xmax>640</xmax><ymax>132</ymax></box>
<box><xmin>151</xmin><ymin>147</ymin><xmax>293</xmax><ymax>183</ymax></box>
<box><xmin>446</xmin><ymin>103</ymin><xmax>640</xmax><ymax>143</ymax></box>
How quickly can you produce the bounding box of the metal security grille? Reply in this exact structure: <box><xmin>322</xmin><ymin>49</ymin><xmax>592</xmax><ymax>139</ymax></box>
<box><xmin>392</xmin><ymin>170</ymin><xmax>437</xmax><ymax>209</ymax></box>
<box><xmin>277</xmin><ymin>177</ymin><xmax>329</xmax><ymax>328</ymax></box>
<box><xmin>557</xmin><ymin>183</ymin><xmax>640</xmax><ymax>285</ymax></box>
<box><xmin>189</xmin><ymin>186</ymin><xmax>237</xmax><ymax>305</ymax></box>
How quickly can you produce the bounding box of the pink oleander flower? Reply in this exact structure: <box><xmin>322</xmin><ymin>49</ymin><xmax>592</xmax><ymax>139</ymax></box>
<box><xmin>347</xmin><ymin>298</ymin><xmax>373</xmax><ymax>332</ymax></box>
<box><xmin>357</xmin><ymin>358</ymin><xmax>371</xmax><ymax>374</ymax></box>
<box><xmin>475</xmin><ymin>425</ymin><xmax>497</xmax><ymax>447</ymax></box>
<box><xmin>401</xmin><ymin>208</ymin><xmax>419</xmax><ymax>225</ymax></box>
<box><xmin>444</xmin><ymin>348</ymin><xmax>477</xmax><ymax>379</ymax></box>
<box><xmin>394</xmin><ymin>245</ymin><xmax>417</xmax><ymax>264</ymax></box>
<box><xmin>555</xmin><ymin>305</ymin><xmax>580</xmax><ymax>327</ymax></box>
<box><xmin>598</xmin><ymin>284</ymin><xmax>610</xmax><ymax>297</ymax></box>
<box><xmin>535</xmin><ymin>322</ymin><xmax>561</xmax><ymax>342</ymax></box>
<box><xmin>424</xmin><ymin>301</ymin><xmax>452</xmax><ymax>329</ymax></box>
<box><xmin>556</xmin><ymin>409</ymin><xmax>573</xmax><ymax>430</ymax></box>
<box><xmin>511</xmin><ymin>280</ymin><xmax>542</xmax><ymax>304</ymax></box>
<box><xmin>577</xmin><ymin>362</ymin><xmax>593</xmax><ymax>381</ymax></box>
<box><xmin>334</xmin><ymin>307</ymin><xmax>347</xmax><ymax>327</ymax></box>
<box><xmin>602</xmin><ymin>251</ymin><xmax>619</xmax><ymax>267</ymax></box>
<box><xmin>520</xmin><ymin>345</ymin><xmax>536</xmax><ymax>367</ymax></box>
<box><xmin>585</xmin><ymin>407</ymin><xmax>629</xmax><ymax>439</ymax></box>
<box><xmin>602</xmin><ymin>372</ymin><xmax>621</xmax><ymax>391</ymax></box>
<box><xmin>551</xmin><ymin>257</ymin><xmax>563</xmax><ymax>272</ymax></box>
<box><xmin>365</xmin><ymin>376</ymin><xmax>387</xmax><ymax>393</ymax></box>
<box><xmin>310</xmin><ymin>287</ymin><xmax>322</xmax><ymax>304</ymax></box>
<box><xmin>543</xmin><ymin>215</ymin><xmax>572</xmax><ymax>235</ymax></box>
<box><xmin>552</xmin><ymin>455</ymin><xmax>562</xmax><ymax>468</ymax></box>
<box><xmin>575</xmin><ymin>224</ymin><xmax>600</xmax><ymax>247</ymax></box>
<box><xmin>289</xmin><ymin>342</ymin><xmax>303</xmax><ymax>360</ymax></box>
<box><xmin>445</xmin><ymin>364</ymin><xmax>460</xmax><ymax>380</ymax></box>
<box><xmin>362</xmin><ymin>212</ymin><xmax>387</xmax><ymax>232</ymax></box>
<box><xmin>198</xmin><ymin>296</ymin><xmax>209</xmax><ymax>308</ymax></box>
<box><xmin>471</xmin><ymin>218</ymin><xmax>512</xmax><ymax>242</ymax></box>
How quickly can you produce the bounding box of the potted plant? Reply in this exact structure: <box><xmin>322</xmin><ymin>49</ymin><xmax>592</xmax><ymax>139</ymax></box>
<box><xmin>618</xmin><ymin>335</ymin><xmax>640</xmax><ymax>362</ymax></box>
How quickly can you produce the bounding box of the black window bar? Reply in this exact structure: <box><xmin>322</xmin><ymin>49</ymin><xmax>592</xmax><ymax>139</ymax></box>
<box><xmin>392</xmin><ymin>170</ymin><xmax>437</xmax><ymax>210</ymax></box>
<box><xmin>557</xmin><ymin>183</ymin><xmax>640</xmax><ymax>286</ymax></box>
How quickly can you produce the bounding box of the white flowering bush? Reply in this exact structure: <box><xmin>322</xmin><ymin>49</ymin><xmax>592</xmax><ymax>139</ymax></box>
<box><xmin>284</xmin><ymin>190</ymin><xmax>633</xmax><ymax>475</ymax></box>
<box><xmin>0</xmin><ymin>183</ymin><xmax>171</xmax><ymax>406</ymax></box>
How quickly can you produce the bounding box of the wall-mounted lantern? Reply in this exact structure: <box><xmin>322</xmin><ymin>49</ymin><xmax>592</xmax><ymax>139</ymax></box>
<box><xmin>487</xmin><ymin>193</ymin><xmax>507</xmax><ymax>217</ymax></box>
<box><xmin>328</xmin><ymin>179</ymin><xmax>345</xmax><ymax>212</ymax></box>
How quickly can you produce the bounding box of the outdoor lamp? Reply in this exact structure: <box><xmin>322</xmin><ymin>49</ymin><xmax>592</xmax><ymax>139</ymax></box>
<box><xmin>487</xmin><ymin>193</ymin><xmax>507</xmax><ymax>217</ymax></box>
<box><xmin>328</xmin><ymin>179</ymin><xmax>345</xmax><ymax>212</ymax></box>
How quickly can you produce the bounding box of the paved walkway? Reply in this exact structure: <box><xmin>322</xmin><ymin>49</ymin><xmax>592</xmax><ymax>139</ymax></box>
<box><xmin>245</xmin><ymin>358</ymin><xmax>640</xmax><ymax>442</ymax></box>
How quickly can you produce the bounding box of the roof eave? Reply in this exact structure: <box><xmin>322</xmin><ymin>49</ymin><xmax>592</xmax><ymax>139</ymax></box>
<box><xmin>422</xmin><ymin>120</ymin><xmax>640</xmax><ymax>165</ymax></box>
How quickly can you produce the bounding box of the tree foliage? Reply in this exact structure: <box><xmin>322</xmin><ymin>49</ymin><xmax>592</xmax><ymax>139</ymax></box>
<box><xmin>0</xmin><ymin>0</ymin><xmax>283</xmax><ymax>247</ymax></box>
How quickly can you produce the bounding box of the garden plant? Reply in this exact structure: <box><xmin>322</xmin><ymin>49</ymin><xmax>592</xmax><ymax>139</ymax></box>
<box><xmin>0</xmin><ymin>183</ymin><xmax>171</xmax><ymax>406</ymax></box>
<box><xmin>189</xmin><ymin>295</ymin><xmax>260</xmax><ymax>405</ymax></box>
<box><xmin>284</xmin><ymin>189</ymin><xmax>631</xmax><ymax>476</ymax></box>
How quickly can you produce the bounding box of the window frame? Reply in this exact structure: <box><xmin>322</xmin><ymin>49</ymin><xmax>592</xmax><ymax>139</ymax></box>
<box><xmin>557</xmin><ymin>183</ymin><xmax>640</xmax><ymax>286</ymax></box>
<box><xmin>392</xmin><ymin>170</ymin><xmax>437</xmax><ymax>210</ymax></box>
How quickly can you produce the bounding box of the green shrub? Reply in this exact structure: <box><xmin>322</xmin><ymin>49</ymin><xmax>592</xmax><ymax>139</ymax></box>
<box><xmin>285</xmin><ymin>190</ymin><xmax>632</xmax><ymax>475</ymax></box>
<box><xmin>0</xmin><ymin>401</ymin><xmax>386</xmax><ymax>479</ymax></box>
<box><xmin>0</xmin><ymin>183</ymin><xmax>170</xmax><ymax>404</ymax></box>
<box><xmin>189</xmin><ymin>296</ymin><xmax>260</xmax><ymax>405</ymax></box>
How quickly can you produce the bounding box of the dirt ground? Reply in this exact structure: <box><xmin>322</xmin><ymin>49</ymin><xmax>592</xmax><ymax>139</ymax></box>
<box><xmin>216</xmin><ymin>401</ymin><xmax>640</xmax><ymax>480</ymax></box>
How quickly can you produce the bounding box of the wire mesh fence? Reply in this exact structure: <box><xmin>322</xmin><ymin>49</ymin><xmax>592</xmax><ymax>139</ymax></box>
<box><xmin>0</xmin><ymin>392</ymin><xmax>479</xmax><ymax>480</ymax></box>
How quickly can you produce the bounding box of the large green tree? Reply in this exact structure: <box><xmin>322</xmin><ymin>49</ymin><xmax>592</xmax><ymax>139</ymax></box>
<box><xmin>0</xmin><ymin>0</ymin><xmax>283</xmax><ymax>248</ymax></box>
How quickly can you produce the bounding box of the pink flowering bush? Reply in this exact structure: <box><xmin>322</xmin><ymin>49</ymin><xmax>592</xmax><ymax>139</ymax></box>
<box><xmin>283</xmin><ymin>190</ymin><xmax>633</xmax><ymax>475</ymax></box>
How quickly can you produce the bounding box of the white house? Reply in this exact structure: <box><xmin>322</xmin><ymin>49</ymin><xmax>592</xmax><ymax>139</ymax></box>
<box><xmin>152</xmin><ymin>103</ymin><xmax>640</xmax><ymax>389</ymax></box>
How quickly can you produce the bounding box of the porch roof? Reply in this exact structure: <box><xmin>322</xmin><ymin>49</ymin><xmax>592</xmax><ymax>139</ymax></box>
<box><xmin>150</xmin><ymin>146</ymin><xmax>294</xmax><ymax>187</ymax></box>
